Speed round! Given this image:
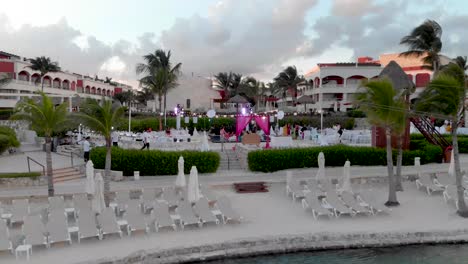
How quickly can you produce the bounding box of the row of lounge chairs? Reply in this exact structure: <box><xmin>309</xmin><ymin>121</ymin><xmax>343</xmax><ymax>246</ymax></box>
<box><xmin>415</xmin><ymin>173</ymin><xmax>468</xmax><ymax>210</ymax></box>
<box><xmin>0</xmin><ymin>186</ymin><xmax>242</xmax><ymax>257</ymax></box>
<box><xmin>287</xmin><ymin>179</ymin><xmax>389</xmax><ymax>220</ymax></box>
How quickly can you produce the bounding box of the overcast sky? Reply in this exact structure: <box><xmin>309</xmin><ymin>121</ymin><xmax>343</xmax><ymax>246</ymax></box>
<box><xmin>0</xmin><ymin>0</ymin><xmax>466</xmax><ymax>86</ymax></box>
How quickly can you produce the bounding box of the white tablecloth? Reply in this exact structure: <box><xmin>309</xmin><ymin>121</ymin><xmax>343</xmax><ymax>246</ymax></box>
<box><xmin>270</xmin><ymin>136</ymin><xmax>293</xmax><ymax>148</ymax></box>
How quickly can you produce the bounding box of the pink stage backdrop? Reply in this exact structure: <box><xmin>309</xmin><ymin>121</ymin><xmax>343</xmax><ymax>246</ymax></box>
<box><xmin>236</xmin><ymin>115</ymin><xmax>270</xmax><ymax>141</ymax></box>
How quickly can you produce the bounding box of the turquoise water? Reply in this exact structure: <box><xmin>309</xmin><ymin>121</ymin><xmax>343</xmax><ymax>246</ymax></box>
<box><xmin>202</xmin><ymin>244</ymin><xmax>468</xmax><ymax>264</ymax></box>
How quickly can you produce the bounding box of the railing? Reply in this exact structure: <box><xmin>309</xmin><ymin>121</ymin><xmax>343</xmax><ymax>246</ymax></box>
<box><xmin>26</xmin><ymin>156</ymin><xmax>46</xmax><ymax>176</ymax></box>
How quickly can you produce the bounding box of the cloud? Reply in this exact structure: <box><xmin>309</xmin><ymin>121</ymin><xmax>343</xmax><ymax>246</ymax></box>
<box><xmin>0</xmin><ymin>0</ymin><xmax>467</xmax><ymax>87</ymax></box>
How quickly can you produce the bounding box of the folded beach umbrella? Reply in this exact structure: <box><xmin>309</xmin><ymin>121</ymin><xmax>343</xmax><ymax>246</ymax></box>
<box><xmin>188</xmin><ymin>166</ymin><xmax>201</xmax><ymax>204</ymax></box>
<box><xmin>339</xmin><ymin>160</ymin><xmax>352</xmax><ymax>193</ymax></box>
<box><xmin>448</xmin><ymin>151</ymin><xmax>455</xmax><ymax>178</ymax></box>
<box><xmin>315</xmin><ymin>152</ymin><xmax>326</xmax><ymax>182</ymax></box>
<box><xmin>175</xmin><ymin>156</ymin><xmax>186</xmax><ymax>188</ymax></box>
<box><xmin>86</xmin><ymin>160</ymin><xmax>95</xmax><ymax>195</ymax></box>
<box><xmin>92</xmin><ymin>173</ymin><xmax>105</xmax><ymax>214</ymax></box>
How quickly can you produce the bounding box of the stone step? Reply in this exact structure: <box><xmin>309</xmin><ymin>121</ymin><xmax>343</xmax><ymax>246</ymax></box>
<box><xmin>51</xmin><ymin>167</ymin><xmax>83</xmax><ymax>183</ymax></box>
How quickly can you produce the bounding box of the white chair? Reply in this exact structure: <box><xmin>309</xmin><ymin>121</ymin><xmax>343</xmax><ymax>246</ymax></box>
<box><xmin>176</xmin><ymin>201</ymin><xmax>202</xmax><ymax>229</ymax></box>
<box><xmin>193</xmin><ymin>198</ymin><xmax>219</xmax><ymax>226</ymax></box>
<box><xmin>215</xmin><ymin>196</ymin><xmax>243</xmax><ymax>224</ymax></box>
<box><xmin>0</xmin><ymin>220</ymin><xmax>13</xmax><ymax>254</ymax></box>
<box><xmin>151</xmin><ymin>202</ymin><xmax>177</xmax><ymax>232</ymax></box>
<box><xmin>46</xmin><ymin>211</ymin><xmax>72</xmax><ymax>247</ymax></box>
<box><xmin>22</xmin><ymin>215</ymin><xmax>47</xmax><ymax>248</ymax></box>
<box><xmin>301</xmin><ymin>192</ymin><xmax>334</xmax><ymax>220</ymax></box>
<box><xmin>97</xmin><ymin>208</ymin><xmax>123</xmax><ymax>239</ymax></box>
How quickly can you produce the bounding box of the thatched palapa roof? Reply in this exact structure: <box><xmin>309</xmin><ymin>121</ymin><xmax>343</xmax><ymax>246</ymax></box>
<box><xmin>379</xmin><ymin>60</ymin><xmax>415</xmax><ymax>91</ymax></box>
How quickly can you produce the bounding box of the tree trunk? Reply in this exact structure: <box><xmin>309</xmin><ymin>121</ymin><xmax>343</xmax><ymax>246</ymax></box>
<box><xmin>385</xmin><ymin>128</ymin><xmax>399</xmax><ymax>206</ymax></box>
<box><xmin>395</xmin><ymin>135</ymin><xmax>404</xmax><ymax>192</ymax></box>
<box><xmin>158</xmin><ymin>95</ymin><xmax>163</xmax><ymax>131</ymax></box>
<box><xmin>163</xmin><ymin>88</ymin><xmax>167</xmax><ymax>128</ymax></box>
<box><xmin>45</xmin><ymin>137</ymin><xmax>54</xmax><ymax>197</ymax></box>
<box><xmin>104</xmin><ymin>137</ymin><xmax>112</xmax><ymax>207</ymax></box>
<box><xmin>452</xmin><ymin>125</ymin><xmax>468</xmax><ymax>217</ymax></box>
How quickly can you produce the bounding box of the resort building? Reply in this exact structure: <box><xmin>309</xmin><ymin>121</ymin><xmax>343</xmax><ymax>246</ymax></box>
<box><xmin>0</xmin><ymin>51</ymin><xmax>132</xmax><ymax>111</ymax></box>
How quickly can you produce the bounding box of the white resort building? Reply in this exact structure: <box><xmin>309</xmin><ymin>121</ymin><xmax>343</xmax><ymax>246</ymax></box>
<box><xmin>0</xmin><ymin>51</ymin><xmax>132</xmax><ymax>111</ymax></box>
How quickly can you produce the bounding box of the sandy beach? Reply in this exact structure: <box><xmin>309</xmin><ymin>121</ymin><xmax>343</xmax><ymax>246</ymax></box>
<box><xmin>3</xmin><ymin>180</ymin><xmax>468</xmax><ymax>264</ymax></box>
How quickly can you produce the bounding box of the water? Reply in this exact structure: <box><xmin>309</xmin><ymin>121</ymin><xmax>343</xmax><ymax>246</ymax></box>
<box><xmin>202</xmin><ymin>244</ymin><xmax>468</xmax><ymax>264</ymax></box>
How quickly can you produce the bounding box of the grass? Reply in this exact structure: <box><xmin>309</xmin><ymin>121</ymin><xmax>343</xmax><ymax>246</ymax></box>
<box><xmin>0</xmin><ymin>172</ymin><xmax>42</xmax><ymax>179</ymax></box>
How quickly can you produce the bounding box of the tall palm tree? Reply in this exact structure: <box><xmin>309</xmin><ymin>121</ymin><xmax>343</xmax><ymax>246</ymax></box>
<box><xmin>27</xmin><ymin>57</ymin><xmax>61</xmax><ymax>91</ymax></box>
<box><xmin>416</xmin><ymin>65</ymin><xmax>468</xmax><ymax>217</ymax></box>
<box><xmin>136</xmin><ymin>50</ymin><xmax>181</xmax><ymax>127</ymax></box>
<box><xmin>355</xmin><ymin>79</ymin><xmax>405</xmax><ymax>206</ymax></box>
<box><xmin>400</xmin><ymin>20</ymin><xmax>443</xmax><ymax>74</ymax></box>
<box><xmin>274</xmin><ymin>66</ymin><xmax>305</xmax><ymax>106</ymax></box>
<box><xmin>75</xmin><ymin>99</ymin><xmax>125</xmax><ymax>206</ymax></box>
<box><xmin>238</xmin><ymin>77</ymin><xmax>267</xmax><ymax>109</ymax></box>
<box><xmin>11</xmin><ymin>92</ymin><xmax>69</xmax><ymax>196</ymax></box>
<box><xmin>230</xmin><ymin>73</ymin><xmax>243</xmax><ymax>97</ymax></box>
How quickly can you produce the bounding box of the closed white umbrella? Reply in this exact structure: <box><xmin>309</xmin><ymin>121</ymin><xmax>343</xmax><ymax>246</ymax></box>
<box><xmin>448</xmin><ymin>150</ymin><xmax>455</xmax><ymax>178</ymax></box>
<box><xmin>85</xmin><ymin>160</ymin><xmax>95</xmax><ymax>194</ymax></box>
<box><xmin>200</xmin><ymin>131</ymin><xmax>210</xmax><ymax>151</ymax></box>
<box><xmin>175</xmin><ymin>156</ymin><xmax>186</xmax><ymax>188</ymax></box>
<box><xmin>339</xmin><ymin>160</ymin><xmax>352</xmax><ymax>193</ymax></box>
<box><xmin>315</xmin><ymin>152</ymin><xmax>326</xmax><ymax>182</ymax></box>
<box><xmin>187</xmin><ymin>166</ymin><xmax>201</xmax><ymax>204</ymax></box>
<box><xmin>92</xmin><ymin>172</ymin><xmax>105</xmax><ymax>214</ymax></box>
<box><xmin>415</xmin><ymin>157</ymin><xmax>421</xmax><ymax>178</ymax></box>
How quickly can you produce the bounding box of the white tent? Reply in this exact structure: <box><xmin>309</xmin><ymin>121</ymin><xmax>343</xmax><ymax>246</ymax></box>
<box><xmin>92</xmin><ymin>172</ymin><xmax>105</xmax><ymax>214</ymax></box>
<box><xmin>85</xmin><ymin>160</ymin><xmax>95</xmax><ymax>194</ymax></box>
<box><xmin>315</xmin><ymin>152</ymin><xmax>326</xmax><ymax>182</ymax></box>
<box><xmin>187</xmin><ymin>166</ymin><xmax>201</xmax><ymax>203</ymax></box>
<box><xmin>175</xmin><ymin>156</ymin><xmax>186</xmax><ymax>188</ymax></box>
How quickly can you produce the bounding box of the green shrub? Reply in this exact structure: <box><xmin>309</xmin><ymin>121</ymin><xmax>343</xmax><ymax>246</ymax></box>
<box><xmin>248</xmin><ymin>144</ymin><xmax>442</xmax><ymax>172</ymax></box>
<box><xmin>90</xmin><ymin>147</ymin><xmax>220</xmax><ymax>176</ymax></box>
<box><xmin>0</xmin><ymin>172</ymin><xmax>41</xmax><ymax>178</ymax></box>
<box><xmin>115</xmin><ymin>117</ymin><xmax>235</xmax><ymax>132</ymax></box>
<box><xmin>410</xmin><ymin>134</ymin><xmax>468</xmax><ymax>153</ymax></box>
<box><xmin>346</xmin><ymin>110</ymin><xmax>366</xmax><ymax>118</ymax></box>
<box><xmin>277</xmin><ymin>116</ymin><xmax>354</xmax><ymax>129</ymax></box>
<box><xmin>0</xmin><ymin>126</ymin><xmax>20</xmax><ymax>154</ymax></box>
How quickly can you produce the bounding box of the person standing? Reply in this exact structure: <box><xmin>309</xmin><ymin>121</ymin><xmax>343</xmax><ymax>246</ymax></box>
<box><xmin>140</xmin><ymin>129</ymin><xmax>150</xmax><ymax>150</ymax></box>
<box><xmin>112</xmin><ymin>131</ymin><xmax>119</xmax><ymax>147</ymax></box>
<box><xmin>83</xmin><ymin>136</ymin><xmax>91</xmax><ymax>162</ymax></box>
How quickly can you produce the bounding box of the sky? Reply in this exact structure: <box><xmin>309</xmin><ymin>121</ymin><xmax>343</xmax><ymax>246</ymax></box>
<box><xmin>0</xmin><ymin>0</ymin><xmax>467</xmax><ymax>87</ymax></box>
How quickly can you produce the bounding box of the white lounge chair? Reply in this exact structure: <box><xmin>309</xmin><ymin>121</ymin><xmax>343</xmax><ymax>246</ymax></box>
<box><xmin>193</xmin><ymin>198</ymin><xmax>219</xmax><ymax>225</ymax></box>
<box><xmin>151</xmin><ymin>202</ymin><xmax>177</xmax><ymax>231</ymax></box>
<box><xmin>162</xmin><ymin>188</ymin><xmax>180</xmax><ymax>208</ymax></box>
<box><xmin>48</xmin><ymin>196</ymin><xmax>66</xmax><ymax>212</ymax></box>
<box><xmin>286</xmin><ymin>181</ymin><xmax>306</xmax><ymax>201</ymax></box>
<box><xmin>215</xmin><ymin>196</ymin><xmax>242</xmax><ymax>224</ymax></box>
<box><xmin>140</xmin><ymin>188</ymin><xmax>159</xmax><ymax>212</ymax></box>
<box><xmin>340</xmin><ymin>191</ymin><xmax>373</xmax><ymax>216</ymax></box>
<box><xmin>176</xmin><ymin>201</ymin><xmax>202</xmax><ymax>229</ymax></box>
<box><xmin>0</xmin><ymin>220</ymin><xmax>13</xmax><ymax>254</ymax></box>
<box><xmin>124</xmin><ymin>203</ymin><xmax>149</xmax><ymax>235</ymax></box>
<box><xmin>10</xmin><ymin>199</ymin><xmax>29</xmax><ymax>226</ymax></box>
<box><xmin>76</xmin><ymin>209</ymin><xmax>100</xmax><ymax>243</ymax></box>
<box><xmin>97</xmin><ymin>208</ymin><xmax>123</xmax><ymax>239</ymax></box>
<box><xmin>22</xmin><ymin>215</ymin><xmax>48</xmax><ymax>248</ymax></box>
<box><xmin>200</xmin><ymin>185</ymin><xmax>217</xmax><ymax>204</ymax></box>
<box><xmin>356</xmin><ymin>192</ymin><xmax>391</xmax><ymax>215</ymax></box>
<box><xmin>114</xmin><ymin>190</ymin><xmax>131</xmax><ymax>214</ymax></box>
<box><xmin>73</xmin><ymin>194</ymin><xmax>92</xmax><ymax>217</ymax></box>
<box><xmin>416</xmin><ymin>174</ymin><xmax>445</xmax><ymax>195</ymax></box>
<box><xmin>46</xmin><ymin>211</ymin><xmax>72</xmax><ymax>247</ymax></box>
<box><xmin>322</xmin><ymin>192</ymin><xmax>355</xmax><ymax>217</ymax></box>
<box><xmin>301</xmin><ymin>192</ymin><xmax>334</xmax><ymax>220</ymax></box>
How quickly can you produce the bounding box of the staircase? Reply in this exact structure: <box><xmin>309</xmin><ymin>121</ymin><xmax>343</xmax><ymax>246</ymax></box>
<box><xmin>410</xmin><ymin>117</ymin><xmax>451</xmax><ymax>150</ymax></box>
<box><xmin>218</xmin><ymin>149</ymin><xmax>242</xmax><ymax>171</ymax></box>
<box><xmin>51</xmin><ymin>166</ymin><xmax>84</xmax><ymax>183</ymax></box>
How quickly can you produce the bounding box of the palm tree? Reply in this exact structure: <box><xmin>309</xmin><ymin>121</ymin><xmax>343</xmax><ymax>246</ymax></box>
<box><xmin>0</xmin><ymin>74</ymin><xmax>11</xmax><ymax>86</ymax></box>
<box><xmin>400</xmin><ymin>20</ymin><xmax>443</xmax><ymax>74</ymax></box>
<box><xmin>355</xmin><ymin>79</ymin><xmax>405</xmax><ymax>206</ymax></box>
<box><xmin>75</xmin><ymin>99</ymin><xmax>125</xmax><ymax>206</ymax></box>
<box><xmin>136</xmin><ymin>50</ymin><xmax>181</xmax><ymax>127</ymax></box>
<box><xmin>230</xmin><ymin>73</ymin><xmax>243</xmax><ymax>96</ymax></box>
<box><xmin>11</xmin><ymin>92</ymin><xmax>69</xmax><ymax>196</ymax></box>
<box><xmin>274</xmin><ymin>66</ymin><xmax>305</xmax><ymax>106</ymax></box>
<box><xmin>213</xmin><ymin>72</ymin><xmax>232</xmax><ymax>100</ymax></box>
<box><xmin>238</xmin><ymin>77</ymin><xmax>267</xmax><ymax>109</ymax></box>
<box><xmin>27</xmin><ymin>57</ymin><xmax>61</xmax><ymax>91</ymax></box>
<box><xmin>416</xmin><ymin>65</ymin><xmax>468</xmax><ymax>217</ymax></box>
<box><xmin>136</xmin><ymin>87</ymin><xmax>154</xmax><ymax>106</ymax></box>
<box><xmin>454</xmin><ymin>56</ymin><xmax>467</xmax><ymax>72</ymax></box>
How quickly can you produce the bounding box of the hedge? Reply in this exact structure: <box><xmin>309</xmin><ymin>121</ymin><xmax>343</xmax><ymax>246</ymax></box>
<box><xmin>90</xmin><ymin>147</ymin><xmax>220</xmax><ymax>176</ymax></box>
<box><xmin>115</xmin><ymin>117</ymin><xmax>235</xmax><ymax>133</ymax></box>
<box><xmin>410</xmin><ymin>134</ymin><xmax>468</xmax><ymax>153</ymax></box>
<box><xmin>0</xmin><ymin>172</ymin><xmax>41</xmax><ymax>178</ymax></box>
<box><xmin>248</xmin><ymin>144</ymin><xmax>442</xmax><ymax>172</ymax></box>
<box><xmin>277</xmin><ymin>116</ymin><xmax>355</xmax><ymax>130</ymax></box>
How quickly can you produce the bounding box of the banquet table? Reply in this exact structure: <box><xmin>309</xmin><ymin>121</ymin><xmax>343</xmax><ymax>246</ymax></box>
<box><xmin>270</xmin><ymin>136</ymin><xmax>293</xmax><ymax>148</ymax></box>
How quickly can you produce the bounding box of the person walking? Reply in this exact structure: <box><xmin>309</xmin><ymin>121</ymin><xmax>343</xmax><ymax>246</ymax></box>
<box><xmin>83</xmin><ymin>136</ymin><xmax>91</xmax><ymax>162</ymax></box>
<box><xmin>112</xmin><ymin>131</ymin><xmax>119</xmax><ymax>147</ymax></box>
<box><xmin>140</xmin><ymin>129</ymin><xmax>150</xmax><ymax>150</ymax></box>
